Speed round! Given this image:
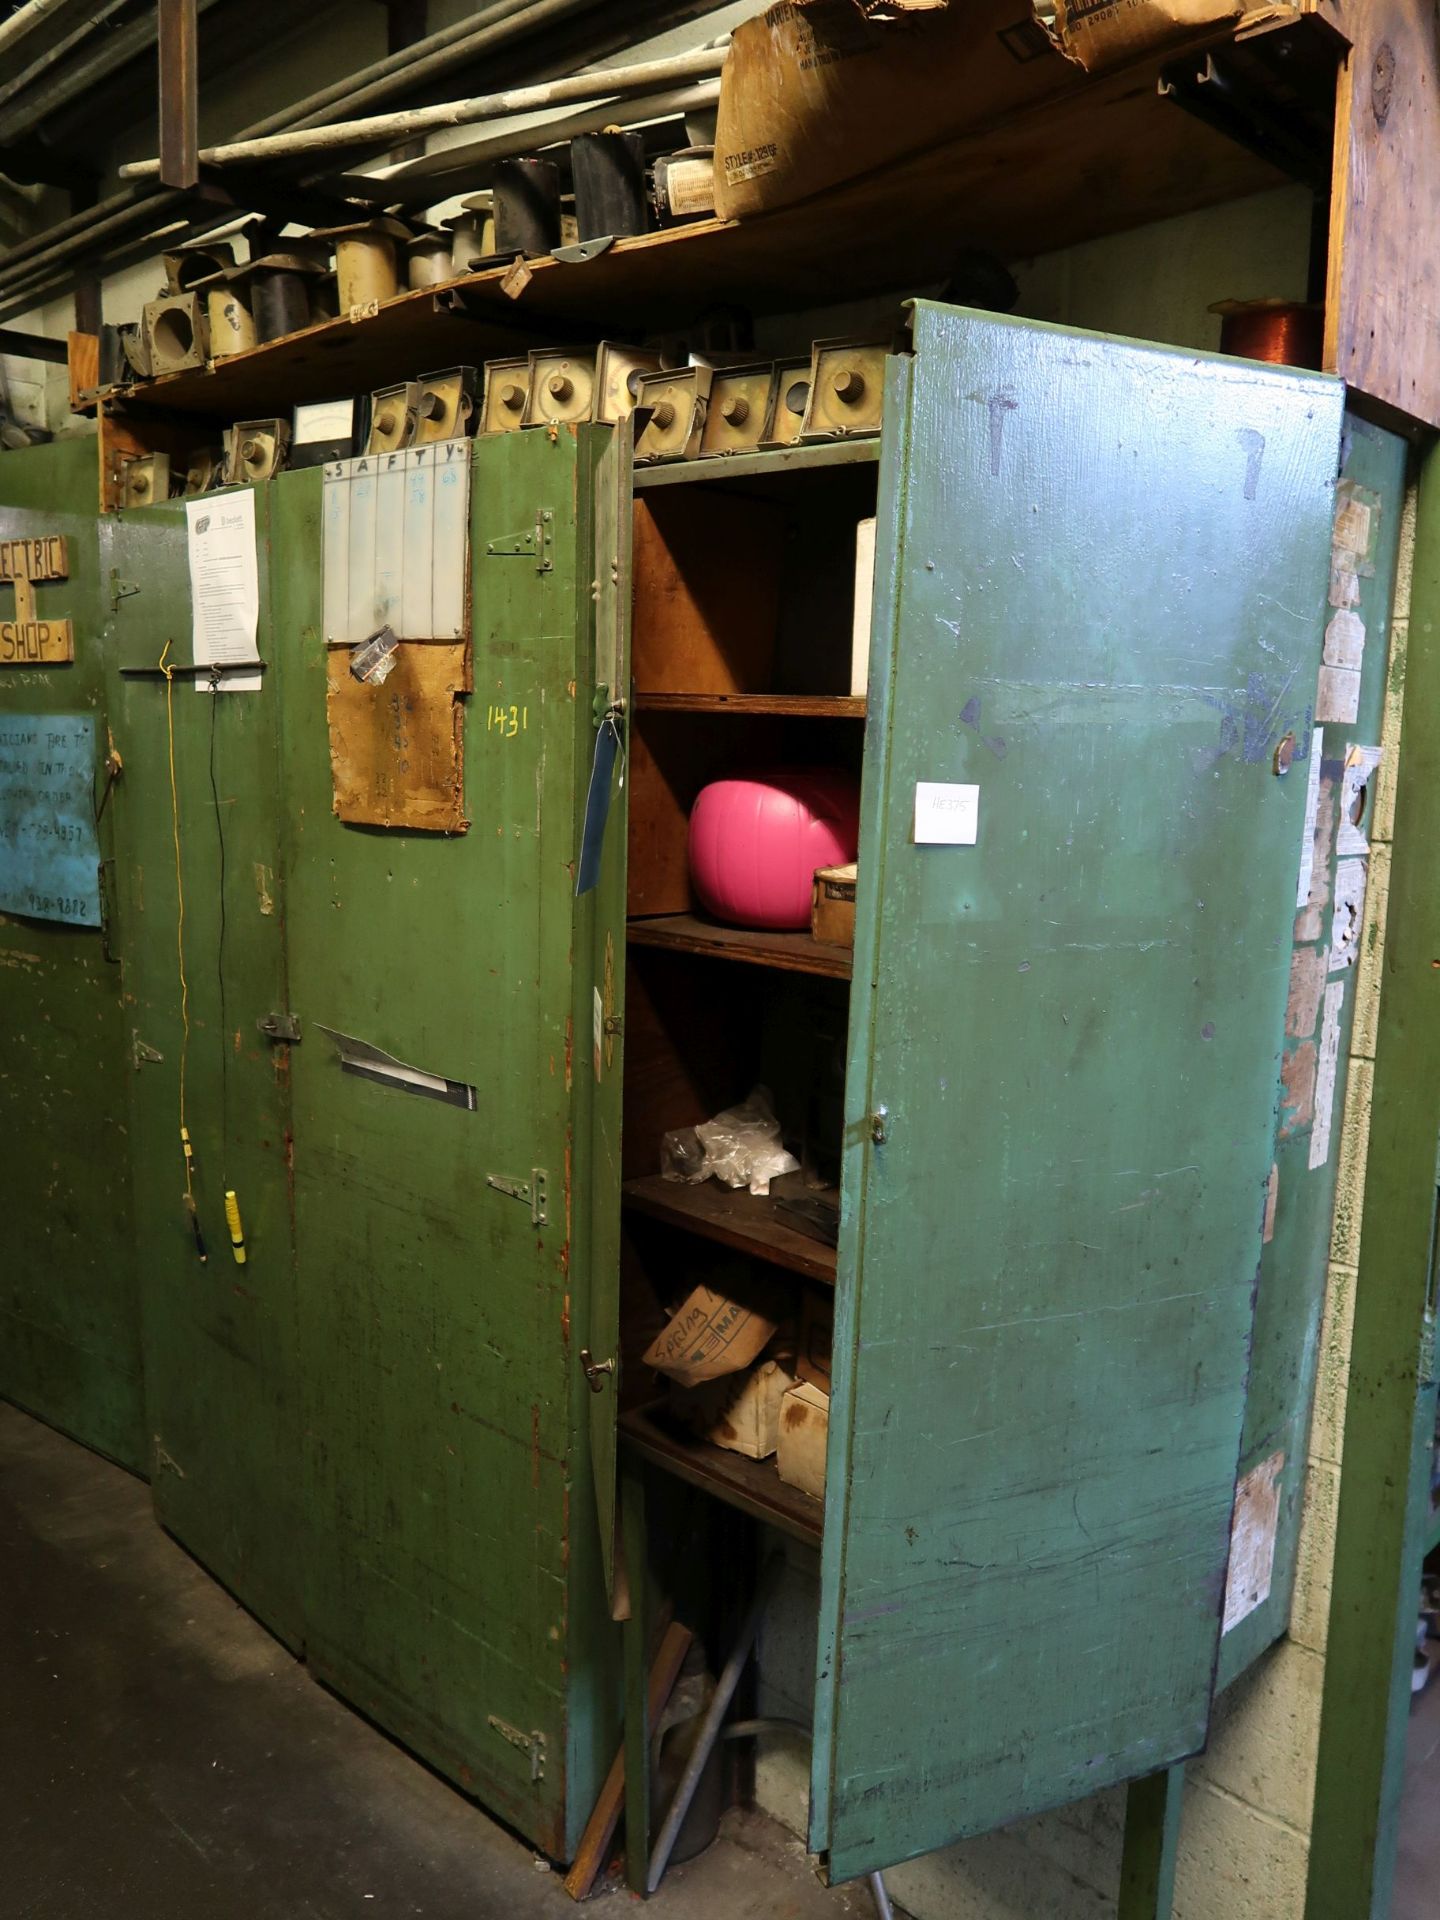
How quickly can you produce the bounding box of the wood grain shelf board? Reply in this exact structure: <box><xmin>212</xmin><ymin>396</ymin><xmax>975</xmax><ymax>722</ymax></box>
<box><xmin>626</xmin><ymin>913</ymin><xmax>853</xmax><ymax>978</ymax></box>
<box><xmin>619</xmin><ymin>1404</ymin><xmax>824</xmax><ymax>1545</ymax></box>
<box><xmin>633</xmin><ymin>692</ymin><xmax>866</xmax><ymax>716</ymax></box>
<box><xmin>107</xmin><ymin>45</ymin><xmax>1288</xmax><ymax>423</ymax></box>
<box><xmin>633</xmin><ymin>440</ymin><xmax>881</xmax><ymax>490</ymax></box>
<box><xmin>622</xmin><ymin>1172</ymin><xmax>838</xmax><ymax>1285</ymax></box>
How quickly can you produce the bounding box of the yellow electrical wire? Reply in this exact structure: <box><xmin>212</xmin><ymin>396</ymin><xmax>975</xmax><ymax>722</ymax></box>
<box><xmin>160</xmin><ymin>639</ymin><xmax>206</xmax><ymax>1263</ymax></box>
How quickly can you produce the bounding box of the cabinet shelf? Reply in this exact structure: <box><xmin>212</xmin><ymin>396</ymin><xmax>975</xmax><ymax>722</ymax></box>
<box><xmin>633</xmin><ymin>692</ymin><xmax>865</xmax><ymax>717</ymax></box>
<box><xmin>619</xmin><ymin>1403</ymin><xmax>824</xmax><ymax>1545</ymax></box>
<box><xmin>623</xmin><ymin>1172</ymin><xmax>838</xmax><ymax>1286</ymax></box>
<box><xmin>632</xmin><ymin>440</ymin><xmax>881</xmax><ymax>491</ymax></box>
<box><xmin>626</xmin><ymin>913</ymin><xmax>852</xmax><ymax>979</ymax></box>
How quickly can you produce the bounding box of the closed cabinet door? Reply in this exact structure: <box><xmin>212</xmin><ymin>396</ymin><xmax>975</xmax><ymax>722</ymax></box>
<box><xmin>270</xmin><ymin>432</ymin><xmax>616</xmax><ymax>1861</ymax></box>
<box><xmin>812</xmin><ymin>304</ymin><xmax>1344</xmax><ymax>1880</ymax></box>
<box><xmin>102</xmin><ymin>499</ymin><xmax>302</xmax><ymax>1647</ymax></box>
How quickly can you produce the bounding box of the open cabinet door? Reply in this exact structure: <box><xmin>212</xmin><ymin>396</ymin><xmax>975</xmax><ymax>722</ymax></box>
<box><xmin>583</xmin><ymin>421</ymin><xmax>632</xmax><ymax>1612</ymax></box>
<box><xmin>811</xmin><ymin>304</ymin><xmax>1344</xmax><ymax>1881</ymax></box>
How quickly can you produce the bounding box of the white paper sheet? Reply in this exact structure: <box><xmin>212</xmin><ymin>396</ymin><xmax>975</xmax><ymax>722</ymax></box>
<box><xmin>186</xmin><ymin>492</ymin><xmax>260</xmax><ymax>692</ymax></box>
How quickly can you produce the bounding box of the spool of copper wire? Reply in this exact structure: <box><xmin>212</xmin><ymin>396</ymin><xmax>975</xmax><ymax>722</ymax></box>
<box><xmin>1211</xmin><ymin>299</ymin><xmax>1323</xmax><ymax>369</ymax></box>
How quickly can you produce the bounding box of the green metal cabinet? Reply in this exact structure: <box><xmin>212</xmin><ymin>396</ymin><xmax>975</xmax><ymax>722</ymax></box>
<box><xmin>103</xmin><ymin>492</ymin><xmax>304</xmax><ymax>1644</ymax></box>
<box><xmin>589</xmin><ymin>306</ymin><xmax>1347</xmax><ymax>1883</ymax></box>
<box><xmin>0</xmin><ymin>439</ymin><xmax>144</xmax><ymax>1471</ymax></box>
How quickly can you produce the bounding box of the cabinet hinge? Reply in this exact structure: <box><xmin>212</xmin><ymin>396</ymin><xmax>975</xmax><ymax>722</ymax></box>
<box><xmin>486</xmin><ymin>1167</ymin><xmax>548</xmax><ymax>1227</ymax></box>
<box><xmin>485</xmin><ymin>509</ymin><xmax>554</xmax><ymax>572</ymax></box>
<box><xmin>109</xmin><ymin>570</ymin><xmax>140</xmax><ymax>612</ymax></box>
<box><xmin>487</xmin><ymin>1714</ymin><xmax>546</xmax><ymax>1781</ymax></box>
<box><xmin>257</xmin><ymin>1011</ymin><xmax>301</xmax><ymax>1043</ymax></box>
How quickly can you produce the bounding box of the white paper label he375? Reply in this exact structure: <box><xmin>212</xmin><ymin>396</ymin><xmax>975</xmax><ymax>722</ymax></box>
<box><xmin>913</xmin><ymin>782</ymin><xmax>979</xmax><ymax>846</ymax></box>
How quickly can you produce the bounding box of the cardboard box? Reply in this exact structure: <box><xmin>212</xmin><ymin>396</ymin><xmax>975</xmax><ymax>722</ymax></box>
<box><xmin>778</xmin><ymin>1381</ymin><xmax>830</xmax><ymax>1498</ymax></box>
<box><xmin>798</xmin><ymin>1288</ymin><xmax>834</xmax><ymax>1392</ymax></box>
<box><xmin>713</xmin><ymin>0</ymin><xmax>1304</xmax><ymax>222</ymax></box>
<box><xmin>811</xmin><ymin>864</ymin><xmax>857</xmax><ymax>949</ymax></box>
<box><xmin>670</xmin><ymin>1359</ymin><xmax>796</xmax><ymax>1458</ymax></box>
<box><xmin>713</xmin><ymin>2</ymin><xmax>1083</xmax><ymax>222</ymax></box>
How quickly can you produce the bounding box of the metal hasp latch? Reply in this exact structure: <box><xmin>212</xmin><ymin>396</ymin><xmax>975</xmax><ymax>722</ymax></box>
<box><xmin>257</xmin><ymin>1011</ymin><xmax>301</xmax><ymax>1043</ymax></box>
<box><xmin>579</xmin><ymin>1348</ymin><xmax>614</xmax><ymax>1393</ymax></box>
<box><xmin>485</xmin><ymin>509</ymin><xmax>553</xmax><ymax>572</ymax></box>
<box><xmin>870</xmin><ymin>1106</ymin><xmax>889</xmax><ymax>1146</ymax></box>
<box><xmin>487</xmin><ymin>1714</ymin><xmax>546</xmax><ymax>1781</ymax></box>
<box><xmin>486</xmin><ymin>1167</ymin><xmax>548</xmax><ymax>1226</ymax></box>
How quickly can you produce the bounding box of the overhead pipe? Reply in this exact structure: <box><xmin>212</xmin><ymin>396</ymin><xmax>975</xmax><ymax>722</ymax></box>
<box><xmin>0</xmin><ymin>0</ymin><xmax>70</xmax><ymax>58</ymax></box>
<box><xmin>0</xmin><ymin>0</ymin><xmax>133</xmax><ymax>114</ymax></box>
<box><xmin>375</xmin><ymin>81</ymin><xmax>719</xmax><ymax>206</ymax></box>
<box><xmin>0</xmin><ymin>0</ymin><xmax>719</xmax><ymax>318</ymax></box>
<box><xmin>118</xmin><ymin>44</ymin><xmax>727</xmax><ymax>176</ymax></box>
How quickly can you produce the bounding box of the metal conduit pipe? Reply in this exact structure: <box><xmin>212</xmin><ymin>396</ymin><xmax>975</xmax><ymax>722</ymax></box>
<box><xmin>376</xmin><ymin>80</ymin><xmax>719</xmax><ymax>203</ymax></box>
<box><xmin>0</xmin><ymin>0</ymin><xmax>71</xmax><ymax>58</ymax></box>
<box><xmin>0</xmin><ymin>0</ymin><xmax>134</xmax><ymax>114</ymax></box>
<box><xmin>239</xmin><ymin>0</ymin><xmax>597</xmax><ymax>141</ymax></box>
<box><xmin>0</xmin><ymin>0</ymin><xmax>596</xmax><ymax>290</ymax></box>
<box><xmin>0</xmin><ymin>0</ymin><xmax>719</xmax><ymax>316</ymax></box>
<box><xmin>4</xmin><ymin>0</ymin><xmax>229</xmax><ymax>144</ymax></box>
<box><xmin>119</xmin><ymin>44</ymin><xmax>727</xmax><ymax>176</ymax></box>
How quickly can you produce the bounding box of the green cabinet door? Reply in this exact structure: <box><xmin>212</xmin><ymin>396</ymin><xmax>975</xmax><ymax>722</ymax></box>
<box><xmin>102</xmin><ymin>499</ymin><xmax>302</xmax><ymax>1645</ymax></box>
<box><xmin>0</xmin><ymin>440</ymin><xmax>144</xmax><ymax>1469</ymax></box>
<box><xmin>270</xmin><ymin>431</ymin><xmax>617</xmax><ymax>1862</ymax></box>
<box><xmin>812</xmin><ymin>304</ymin><xmax>1344</xmax><ymax>1880</ymax></box>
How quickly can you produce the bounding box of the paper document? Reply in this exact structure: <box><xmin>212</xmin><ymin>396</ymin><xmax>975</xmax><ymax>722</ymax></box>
<box><xmin>187</xmin><ymin>492</ymin><xmax>260</xmax><ymax>692</ymax></box>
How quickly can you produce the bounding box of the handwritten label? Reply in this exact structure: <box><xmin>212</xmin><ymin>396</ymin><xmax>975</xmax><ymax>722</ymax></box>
<box><xmin>913</xmin><ymin>780</ymin><xmax>979</xmax><ymax>846</ymax></box>
<box><xmin>486</xmin><ymin>702</ymin><xmax>529</xmax><ymax>738</ymax></box>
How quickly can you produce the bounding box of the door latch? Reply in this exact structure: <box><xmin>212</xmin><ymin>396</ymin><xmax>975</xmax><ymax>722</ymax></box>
<box><xmin>579</xmin><ymin>1348</ymin><xmax>615</xmax><ymax>1393</ymax></box>
<box><xmin>487</xmin><ymin>1715</ymin><xmax>546</xmax><ymax>1781</ymax></box>
<box><xmin>257</xmin><ymin>1011</ymin><xmax>301</xmax><ymax>1043</ymax></box>
<box><xmin>486</xmin><ymin>1167</ymin><xmax>548</xmax><ymax>1227</ymax></box>
<box><xmin>870</xmin><ymin>1106</ymin><xmax>889</xmax><ymax>1146</ymax></box>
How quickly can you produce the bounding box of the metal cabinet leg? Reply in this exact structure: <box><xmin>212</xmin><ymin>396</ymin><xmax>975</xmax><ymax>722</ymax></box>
<box><xmin>1118</xmin><ymin>1763</ymin><xmax>1185</xmax><ymax>1920</ymax></box>
<box><xmin>621</xmin><ymin>1460</ymin><xmax>651</xmax><ymax>1897</ymax></box>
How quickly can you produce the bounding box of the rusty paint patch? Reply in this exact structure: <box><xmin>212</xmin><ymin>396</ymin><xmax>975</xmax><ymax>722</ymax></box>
<box><xmin>563</xmin><ymin>1014</ymin><xmax>573</xmax><ymax>1094</ymax></box>
<box><xmin>1262</xmin><ymin>1163</ymin><xmax>1279</xmax><ymax>1244</ymax></box>
<box><xmin>0</xmin><ymin>948</ymin><xmax>44</xmax><ymax>971</ymax></box>
<box><xmin>253</xmin><ymin>862</ymin><xmax>275</xmax><ymax>915</ymax></box>
<box><xmin>531</xmin><ymin>1404</ymin><xmax>541</xmax><ymax>1491</ymax></box>
<box><xmin>1279</xmin><ymin>1040</ymin><xmax>1317</xmax><ymax>1137</ymax></box>
<box><xmin>1285</xmin><ymin>947</ymin><xmax>1326</xmax><ymax>1039</ymax></box>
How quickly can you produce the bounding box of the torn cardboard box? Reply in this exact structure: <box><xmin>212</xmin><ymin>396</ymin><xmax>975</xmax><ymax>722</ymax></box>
<box><xmin>671</xmin><ymin>1359</ymin><xmax>796</xmax><ymax>1459</ymax></box>
<box><xmin>713</xmin><ymin>0</ymin><xmax>1307</xmax><ymax>222</ymax></box>
<box><xmin>643</xmin><ymin>1283</ymin><xmax>778</xmax><ymax>1387</ymax></box>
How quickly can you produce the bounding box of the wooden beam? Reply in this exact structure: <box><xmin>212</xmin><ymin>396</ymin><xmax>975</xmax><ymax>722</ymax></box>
<box><xmin>0</xmin><ymin>326</ymin><xmax>66</xmax><ymax>363</ymax></box>
<box><xmin>158</xmin><ymin>0</ymin><xmax>199</xmax><ymax>190</ymax></box>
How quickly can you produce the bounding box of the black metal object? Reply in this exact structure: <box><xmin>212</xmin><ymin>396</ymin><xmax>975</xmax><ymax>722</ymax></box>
<box><xmin>119</xmin><ymin>661</ymin><xmax>270</xmax><ymax>679</ymax></box>
<box><xmin>491</xmin><ymin>155</ymin><xmax>561</xmax><ymax>255</ymax></box>
<box><xmin>1157</xmin><ymin>19</ymin><xmax>1339</xmax><ymax>195</ymax></box>
<box><xmin>0</xmin><ymin>326</ymin><xmax>67</xmax><ymax>363</ymax></box>
<box><xmin>250</xmin><ymin>269</ymin><xmax>313</xmax><ymax>343</ymax></box>
<box><xmin>570</xmin><ymin>129</ymin><xmax>648</xmax><ymax>241</ymax></box>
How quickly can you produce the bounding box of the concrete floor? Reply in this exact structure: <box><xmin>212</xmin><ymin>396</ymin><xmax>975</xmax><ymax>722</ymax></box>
<box><xmin>0</xmin><ymin>1401</ymin><xmax>886</xmax><ymax>1920</ymax></box>
<box><xmin>1396</xmin><ymin>1647</ymin><xmax>1440</xmax><ymax>1918</ymax></box>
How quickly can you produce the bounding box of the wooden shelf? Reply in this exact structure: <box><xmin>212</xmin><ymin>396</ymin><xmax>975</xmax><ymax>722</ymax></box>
<box><xmin>623</xmin><ymin>1172</ymin><xmax>838</xmax><ymax>1286</ymax></box>
<box><xmin>633</xmin><ymin>440</ymin><xmax>880</xmax><ymax>491</ymax></box>
<box><xmin>633</xmin><ymin>692</ymin><xmax>865</xmax><ymax>717</ymax></box>
<box><xmin>100</xmin><ymin>39</ymin><xmax>1292</xmax><ymax>427</ymax></box>
<box><xmin>619</xmin><ymin>1403</ymin><xmax>824</xmax><ymax>1545</ymax></box>
<box><xmin>626</xmin><ymin>913</ymin><xmax>852</xmax><ymax>979</ymax></box>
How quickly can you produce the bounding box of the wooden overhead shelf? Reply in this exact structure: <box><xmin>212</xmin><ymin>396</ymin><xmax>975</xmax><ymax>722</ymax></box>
<box><xmin>104</xmin><ymin>43</ymin><xmax>1293</xmax><ymax>426</ymax></box>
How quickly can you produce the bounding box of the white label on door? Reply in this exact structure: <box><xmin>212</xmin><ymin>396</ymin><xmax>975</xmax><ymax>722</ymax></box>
<box><xmin>1223</xmin><ymin>1450</ymin><xmax>1284</xmax><ymax>1634</ymax></box>
<box><xmin>913</xmin><ymin>782</ymin><xmax>979</xmax><ymax>846</ymax></box>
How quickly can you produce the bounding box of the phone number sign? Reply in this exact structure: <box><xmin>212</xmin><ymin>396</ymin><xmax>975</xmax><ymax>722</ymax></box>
<box><xmin>0</xmin><ymin>713</ymin><xmax>101</xmax><ymax>927</ymax></box>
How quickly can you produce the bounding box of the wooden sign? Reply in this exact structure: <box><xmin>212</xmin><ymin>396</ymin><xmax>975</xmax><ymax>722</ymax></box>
<box><xmin>0</xmin><ymin>532</ymin><xmax>74</xmax><ymax>665</ymax></box>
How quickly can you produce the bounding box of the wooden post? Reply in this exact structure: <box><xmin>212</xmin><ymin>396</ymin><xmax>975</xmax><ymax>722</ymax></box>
<box><xmin>157</xmin><ymin>0</ymin><xmax>199</xmax><ymax>190</ymax></box>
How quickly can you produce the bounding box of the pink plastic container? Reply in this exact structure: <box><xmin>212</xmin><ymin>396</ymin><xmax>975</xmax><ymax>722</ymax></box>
<box><xmin>688</xmin><ymin>769</ymin><xmax>861</xmax><ymax>930</ymax></box>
